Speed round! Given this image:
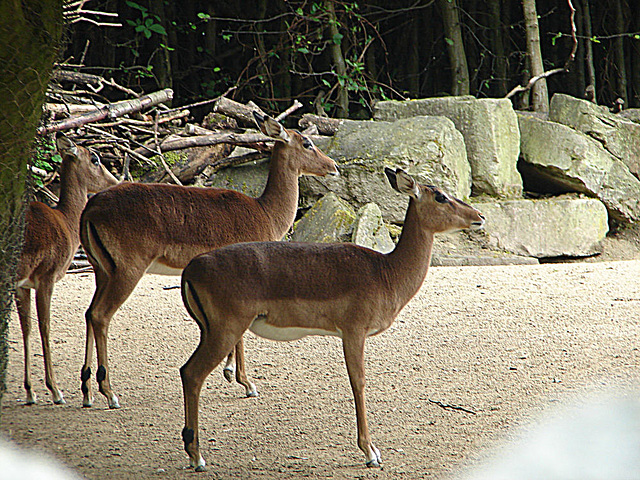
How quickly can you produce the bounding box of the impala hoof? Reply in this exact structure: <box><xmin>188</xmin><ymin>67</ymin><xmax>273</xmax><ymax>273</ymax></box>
<box><xmin>245</xmin><ymin>383</ymin><xmax>259</xmax><ymax>398</ymax></box>
<box><xmin>82</xmin><ymin>397</ymin><xmax>94</xmax><ymax>408</ymax></box>
<box><xmin>223</xmin><ymin>367</ymin><xmax>234</xmax><ymax>383</ymax></box>
<box><xmin>53</xmin><ymin>397</ymin><xmax>66</xmax><ymax>405</ymax></box>
<box><xmin>108</xmin><ymin>396</ymin><xmax>121</xmax><ymax>409</ymax></box>
<box><xmin>195</xmin><ymin>465</ymin><xmax>207</xmax><ymax>473</ymax></box>
<box><xmin>366</xmin><ymin>460</ymin><xmax>381</xmax><ymax>468</ymax></box>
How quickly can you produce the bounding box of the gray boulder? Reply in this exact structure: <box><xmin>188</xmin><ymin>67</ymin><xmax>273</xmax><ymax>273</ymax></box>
<box><xmin>352</xmin><ymin>203</ymin><xmax>395</xmax><ymax>253</ymax></box>
<box><xmin>549</xmin><ymin>93</ymin><xmax>640</xmax><ymax>178</ymax></box>
<box><xmin>205</xmin><ymin>151</ymin><xmax>269</xmax><ymax>198</ymax></box>
<box><xmin>300</xmin><ymin>116</ymin><xmax>471</xmax><ymax>223</ymax></box>
<box><xmin>291</xmin><ymin>192</ymin><xmax>356</xmax><ymax>243</ymax></box>
<box><xmin>473</xmin><ymin>196</ymin><xmax>609</xmax><ymax>258</ymax></box>
<box><xmin>374</xmin><ymin>96</ymin><xmax>522</xmax><ymax>198</ymax></box>
<box><xmin>518</xmin><ymin>113</ymin><xmax>640</xmax><ymax>223</ymax></box>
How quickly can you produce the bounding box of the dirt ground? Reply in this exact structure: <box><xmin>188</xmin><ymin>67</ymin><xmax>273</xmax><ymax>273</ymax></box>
<box><xmin>3</xmin><ymin>234</ymin><xmax>640</xmax><ymax>479</ymax></box>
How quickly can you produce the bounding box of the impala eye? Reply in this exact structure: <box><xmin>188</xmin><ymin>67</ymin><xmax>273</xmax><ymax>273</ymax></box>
<box><xmin>435</xmin><ymin>192</ymin><xmax>449</xmax><ymax>204</ymax></box>
<box><xmin>302</xmin><ymin>138</ymin><xmax>314</xmax><ymax>149</ymax></box>
<box><xmin>90</xmin><ymin>151</ymin><xmax>101</xmax><ymax>166</ymax></box>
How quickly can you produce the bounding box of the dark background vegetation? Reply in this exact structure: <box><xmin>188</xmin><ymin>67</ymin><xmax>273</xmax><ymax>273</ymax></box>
<box><xmin>61</xmin><ymin>0</ymin><xmax>640</xmax><ymax>120</ymax></box>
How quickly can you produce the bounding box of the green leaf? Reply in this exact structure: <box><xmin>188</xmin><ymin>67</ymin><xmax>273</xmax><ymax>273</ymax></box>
<box><xmin>445</xmin><ymin>37</ymin><xmax>454</xmax><ymax>46</ymax></box>
<box><xmin>332</xmin><ymin>32</ymin><xmax>343</xmax><ymax>45</ymax></box>
<box><xmin>551</xmin><ymin>32</ymin><xmax>561</xmax><ymax>46</ymax></box>
<box><xmin>126</xmin><ymin>0</ymin><xmax>147</xmax><ymax>12</ymax></box>
<box><xmin>297</xmin><ymin>47</ymin><xmax>310</xmax><ymax>54</ymax></box>
<box><xmin>149</xmin><ymin>23</ymin><xmax>167</xmax><ymax>35</ymax></box>
<box><xmin>197</xmin><ymin>12</ymin><xmax>211</xmax><ymax>20</ymax></box>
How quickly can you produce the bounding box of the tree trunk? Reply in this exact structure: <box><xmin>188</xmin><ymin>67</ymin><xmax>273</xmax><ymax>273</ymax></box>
<box><xmin>581</xmin><ymin>0</ymin><xmax>597</xmax><ymax>102</ymax></box>
<box><xmin>489</xmin><ymin>0</ymin><xmax>508</xmax><ymax>96</ymax></box>
<box><xmin>149</xmin><ymin>0</ymin><xmax>173</xmax><ymax>91</ymax></box>
<box><xmin>437</xmin><ymin>0</ymin><xmax>470</xmax><ymax>95</ymax></box>
<box><xmin>0</xmin><ymin>0</ymin><xmax>63</xmax><ymax>408</ymax></box>
<box><xmin>522</xmin><ymin>0</ymin><xmax>548</xmax><ymax>112</ymax></box>
<box><xmin>325</xmin><ymin>0</ymin><xmax>349</xmax><ymax>117</ymax></box>
<box><xmin>612</xmin><ymin>0</ymin><xmax>628</xmax><ymax>105</ymax></box>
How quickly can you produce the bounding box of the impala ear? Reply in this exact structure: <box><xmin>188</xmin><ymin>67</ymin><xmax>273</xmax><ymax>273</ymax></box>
<box><xmin>385</xmin><ymin>167</ymin><xmax>421</xmax><ymax>199</ymax></box>
<box><xmin>56</xmin><ymin>134</ymin><xmax>78</xmax><ymax>158</ymax></box>
<box><xmin>253</xmin><ymin>111</ymin><xmax>291</xmax><ymax>143</ymax></box>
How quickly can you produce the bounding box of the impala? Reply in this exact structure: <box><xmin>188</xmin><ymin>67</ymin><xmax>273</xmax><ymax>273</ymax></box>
<box><xmin>79</xmin><ymin>112</ymin><xmax>338</xmax><ymax>408</ymax></box>
<box><xmin>179</xmin><ymin>167</ymin><xmax>485</xmax><ymax>471</ymax></box>
<box><xmin>15</xmin><ymin>135</ymin><xmax>118</xmax><ymax>405</ymax></box>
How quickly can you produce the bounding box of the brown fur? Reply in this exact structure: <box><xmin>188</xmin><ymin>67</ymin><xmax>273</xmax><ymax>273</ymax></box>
<box><xmin>79</xmin><ymin>114</ymin><xmax>338</xmax><ymax>409</ymax></box>
<box><xmin>15</xmin><ymin>136</ymin><xmax>118</xmax><ymax>405</ymax></box>
<box><xmin>179</xmin><ymin>168</ymin><xmax>485</xmax><ymax>471</ymax></box>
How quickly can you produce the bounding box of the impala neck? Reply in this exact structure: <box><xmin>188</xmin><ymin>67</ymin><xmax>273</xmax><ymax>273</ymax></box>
<box><xmin>387</xmin><ymin>199</ymin><xmax>435</xmax><ymax>308</ymax></box>
<box><xmin>55</xmin><ymin>160</ymin><xmax>88</xmax><ymax>239</ymax></box>
<box><xmin>257</xmin><ymin>143</ymin><xmax>300</xmax><ymax>239</ymax></box>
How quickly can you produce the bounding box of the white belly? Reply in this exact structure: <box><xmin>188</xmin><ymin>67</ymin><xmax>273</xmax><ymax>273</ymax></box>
<box><xmin>249</xmin><ymin>316</ymin><xmax>342</xmax><ymax>342</ymax></box>
<box><xmin>145</xmin><ymin>260</ymin><xmax>183</xmax><ymax>276</ymax></box>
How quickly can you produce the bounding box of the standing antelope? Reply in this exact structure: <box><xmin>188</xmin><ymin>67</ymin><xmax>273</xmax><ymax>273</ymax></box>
<box><xmin>79</xmin><ymin>112</ymin><xmax>338</xmax><ymax>408</ymax></box>
<box><xmin>15</xmin><ymin>136</ymin><xmax>118</xmax><ymax>405</ymax></box>
<box><xmin>179</xmin><ymin>167</ymin><xmax>485</xmax><ymax>471</ymax></box>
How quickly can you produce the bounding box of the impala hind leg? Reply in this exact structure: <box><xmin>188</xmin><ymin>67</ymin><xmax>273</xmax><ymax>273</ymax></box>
<box><xmin>16</xmin><ymin>287</ymin><xmax>36</xmax><ymax>405</ymax></box>
<box><xmin>83</xmin><ymin>268</ymin><xmax>143</xmax><ymax>409</ymax></box>
<box><xmin>181</xmin><ymin>331</ymin><xmax>243</xmax><ymax>472</ymax></box>
<box><xmin>223</xmin><ymin>337</ymin><xmax>258</xmax><ymax>397</ymax></box>
<box><xmin>343</xmin><ymin>334</ymin><xmax>381</xmax><ymax>468</ymax></box>
<box><xmin>35</xmin><ymin>281</ymin><xmax>65</xmax><ymax>404</ymax></box>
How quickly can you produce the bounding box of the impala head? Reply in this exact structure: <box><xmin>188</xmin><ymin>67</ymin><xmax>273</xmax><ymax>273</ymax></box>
<box><xmin>253</xmin><ymin>111</ymin><xmax>338</xmax><ymax>177</ymax></box>
<box><xmin>385</xmin><ymin>167</ymin><xmax>484</xmax><ymax>233</ymax></box>
<box><xmin>56</xmin><ymin>135</ymin><xmax>119</xmax><ymax>193</ymax></box>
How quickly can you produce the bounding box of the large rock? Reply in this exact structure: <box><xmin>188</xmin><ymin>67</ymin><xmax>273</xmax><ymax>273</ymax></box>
<box><xmin>373</xmin><ymin>96</ymin><xmax>522</xmax><ymax>198</ymax></box>
<box><xmin>205</xmin><ymin>151</ymin><xmax>269</xmax><ymax>198</ymax></box>
<box><xmin>473</xmin><ymin>196</ymin><xmax>609</xmax><ymax>258</ymax></box>
<box><xmin>549</xmin><ymin>93</ymin><xmax>640</xmax><ymax>177</ymax></box>
<box><xmin>352</xmin><ymin>203</ymin><xmax>395</xmax><ymax>253</ymax></box>
<box><xmin>518</xmin><ymin>113</ymin><xmax>640</xmax><ymax>224</ymax></box>
<box><xmin>300</xmin><ymin>116</ymin><xmax>471</xmax><ymax>223</ymax></box>
<box><xmin>291</xmin><ymin>192</ymin><xmax>356</xmax><ymax>243</ymax></box>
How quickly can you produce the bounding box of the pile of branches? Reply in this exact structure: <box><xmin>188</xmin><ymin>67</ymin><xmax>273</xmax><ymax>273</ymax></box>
<box><xmin>38</xmin><ymin>67</ymin><xmax>343</xmax><ymax>191</ymax></box>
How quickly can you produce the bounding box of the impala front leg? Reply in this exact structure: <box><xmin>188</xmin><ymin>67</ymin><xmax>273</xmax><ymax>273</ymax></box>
<box><xmin>342</xmin><ymin>334</ymin><xmax>382</xmax><ymax>468</ymax></box>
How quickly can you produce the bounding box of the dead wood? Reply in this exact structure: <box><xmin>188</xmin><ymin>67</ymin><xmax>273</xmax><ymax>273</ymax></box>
<box><xmin>38</xmin><ymin>88</ymin><xmax>173</xmax><ymax>135</ymax></box>
<box><xmin>299</xmin><ymin>114</ymin><xmax>343</xmax><ymax>135</ymax></box>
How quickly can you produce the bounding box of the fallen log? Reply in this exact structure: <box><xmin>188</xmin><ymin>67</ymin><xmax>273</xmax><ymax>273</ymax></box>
<box><xmin>134</xmin><ymin>131</ymin><xmax>273</xmax><ymax>158</ymax></box>
<box><xmin>37</xmin><ymin>88</ymin><xmax>173</xmax><ymax>135</ymax></box>
<box><xmin>298</xmin><ymin>114</ymin><xmax>342</xmax><ymax>135</ymax></box>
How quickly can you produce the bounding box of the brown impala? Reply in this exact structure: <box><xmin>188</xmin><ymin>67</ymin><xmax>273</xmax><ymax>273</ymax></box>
<box><xmin>179</xmin><ymin>167</ymin><xmax>485</xmax><ymax>471</ymax></box>
<box><xmin>79</xmin><ymin>112</ymin><xmax>338</xmax><ymax>408</ymax></box>
<box><xmin>15</xmin><ymin>136</ymin><xmax>118</xmax><ymax>405</ymax></box>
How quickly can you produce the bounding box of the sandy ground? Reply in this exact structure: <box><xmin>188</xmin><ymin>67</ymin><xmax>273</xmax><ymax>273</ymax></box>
<box><xmin>3</xmin><ymin>257</ymin><xmax>640</xmax><ymax>479</ymax></box>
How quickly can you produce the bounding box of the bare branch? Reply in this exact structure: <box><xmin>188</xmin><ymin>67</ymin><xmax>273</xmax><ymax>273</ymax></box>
<box><xmin>37</xmin><ymin>88</ymin><xmax>173</xmax><ymax>135</ymax></box>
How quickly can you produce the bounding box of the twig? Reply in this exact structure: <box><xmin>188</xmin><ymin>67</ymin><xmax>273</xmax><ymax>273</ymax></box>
<box><xmin>68</xmin><ymin>266</ymin><xmax>94</xmax><ymax>274</ymax></box>
<box><xmin>162</xmin><ymin>86</ymin><xmax>237</xmax><ymax>115</ymax></box>
<box><xmin>275</xmin><ymin>99</ymin><xmax>303</xmax><ymax>122</ymax></box>
<box><xmin>428</xmin><ymin>399</ymin><xmax>476</xmax><ymax>415</ymax></box>
<box><xmin>154</xmin><ymin>111</ymin><xmax>183</xmax><ymax>186</ymax></box>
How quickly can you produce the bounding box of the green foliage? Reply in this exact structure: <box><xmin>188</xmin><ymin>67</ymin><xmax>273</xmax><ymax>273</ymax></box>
<box><xmin>30</xmin><ymin>136</ymin><xmax>61</xmax><ymax>188</ymax></box>
<box><xmin>126</xmin><ymin>1</ymin><xmax>167</xmax><ymax>39</ymax></box>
